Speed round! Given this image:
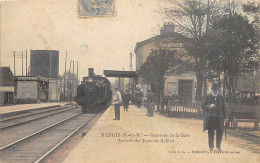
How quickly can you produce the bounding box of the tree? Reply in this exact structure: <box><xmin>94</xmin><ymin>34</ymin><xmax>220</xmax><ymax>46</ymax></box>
<box><xmin>140</xmin><ymin>49</ymin><xmax>193</xmax><ymax>110</ymax></box>
<box><xmin>60</xmin><ymin>71</ymin><xmax>78</xmax><ymax>101</ymax></box>
<box><xmin>242</xmin><ymin>1</ymin><xmax>259</xmax><ymax>27</ymax></box>
<box><xmin>160</xmin><ymin>0</ymin><xmax>225</xmax><ymax>100</ymax></box>
<box><xmin>242</xmin><ymin>1</ymin><xmax>260</xmax><ymax>93</ymax></box>
<box><xmin>205</xmin><ymin>13</ymin><xmax>259</xmax><ymax>98</ymax></box>
<box><xmin>140</xmin><ymin>49</ymin><xmax>172</xmax><ymax>110</ymax></box>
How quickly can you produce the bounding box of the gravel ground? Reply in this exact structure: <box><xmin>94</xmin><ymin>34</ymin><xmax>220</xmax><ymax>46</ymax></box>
<box><xmin>63</xmin><ymin>105</ymin><xmax>259</xmax><ymax>163</ymax></box>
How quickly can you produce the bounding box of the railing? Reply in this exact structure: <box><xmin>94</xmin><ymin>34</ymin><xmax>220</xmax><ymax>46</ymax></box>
<box><xmin>167</xmin><ymin>100</ymin><xmax>203</xmax><ymax>119</ymax></box>
<box><xmin>166</xmin><ymin>96</ymin><xmax>259</xmax><ymax>120</ymax></box>
<box><xmin>227</xmin><ymin>98</ymin><xmax>257</xmax><ymax>106</ymax></box>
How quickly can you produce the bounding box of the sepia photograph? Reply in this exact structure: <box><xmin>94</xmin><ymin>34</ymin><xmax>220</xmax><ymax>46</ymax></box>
<box><xmin>0</xmin><ymin>0</ymin><xmax>259</xmax><ymax>162</ymax></box>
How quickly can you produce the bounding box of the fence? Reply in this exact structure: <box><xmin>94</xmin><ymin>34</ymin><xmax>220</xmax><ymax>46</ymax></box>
<box><xmin>166</xmin><ymin>95</ymin><xmax>259</xmax><ymax>120</ymax></box>
<box><xmin>167</xmin><ymin>100</ymin><xmax>203</xmax><ymax>119</ymax></box>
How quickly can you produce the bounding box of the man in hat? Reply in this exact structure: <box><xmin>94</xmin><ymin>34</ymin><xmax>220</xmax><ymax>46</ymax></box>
<box><xmin>202</xmin><ymin>82</ymin><xmax>227</xmax><ymax>151</ymax></box>
<box><xmin>113</xmin><ymin>88</ymin><xmax>122</xmax><ymax>120</ymax></box>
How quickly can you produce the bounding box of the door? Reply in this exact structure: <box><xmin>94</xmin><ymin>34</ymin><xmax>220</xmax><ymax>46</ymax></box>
<box><xmin>4</xmin><ymin>92</ymin><xmax>13</xmax><ymax>104</ymax></box>
<box><xmin>178</xmin><ymin>80</ymin><xmax>192</xmax><ymax>105</ymax></box>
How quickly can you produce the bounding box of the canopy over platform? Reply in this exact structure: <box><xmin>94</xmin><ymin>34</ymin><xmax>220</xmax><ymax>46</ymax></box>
<box><xmin>103</xmin><ymin>70</ymin><xmax>138</xmax><ymax>78</ymax></box>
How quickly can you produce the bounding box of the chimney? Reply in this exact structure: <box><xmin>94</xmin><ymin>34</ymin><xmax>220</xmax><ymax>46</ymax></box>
<box><xmin>88</xmin><ymin>68</ymin><xmax>94</xmax><ymax>77</ymax></box>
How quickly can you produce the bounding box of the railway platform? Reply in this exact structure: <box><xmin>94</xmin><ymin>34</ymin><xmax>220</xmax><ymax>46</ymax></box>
<box><xmin>0</xmin><ymin>102</ymin><xmax>70</xmax><ymax>115</ymax></box>
<box><xmin>64</xmin><ymin>105</ymin><xmax>259</xmax><ymax>163</ymax></box>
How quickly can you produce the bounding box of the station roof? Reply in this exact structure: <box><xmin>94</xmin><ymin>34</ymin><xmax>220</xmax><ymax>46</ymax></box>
<box><xmin>0</xmin><ymin>67</ymin><xmax>14</xmax><ymax>86</ymax></box>
<box><xmin>103</xmin><ymin>70</ymin><xmax>138</xmax><ymax>78</ymax></box>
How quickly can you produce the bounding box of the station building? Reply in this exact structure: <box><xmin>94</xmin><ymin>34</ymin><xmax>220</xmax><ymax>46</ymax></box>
<box><xmin>48</xmin><ymin>78</ymin><xmax>61</xmax><ymax>101</ymax></box>
<box><xmin>134</xmin><ymin>23</ymin><xmax>206</xmax><ymax>101</ymax></box>
<box><xmin>14</xmin><ymin>76</ymin><xmax>49</xmax><ymax>103</ymax></box>
<box><xmin>1</xmin><ymin>50</ymin><xmax>61</xmax><ymax>105</ymax></box>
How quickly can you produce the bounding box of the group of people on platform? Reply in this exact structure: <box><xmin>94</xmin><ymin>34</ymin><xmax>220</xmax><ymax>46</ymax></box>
<box><xmin>112</xmin><ymin>80</ymin><xmax>227</xmax><ymax>152</ymax></box>
<box><xmin>112</xmin><ymin>88</ymin><xmax>155</xmax><ymax>120</ymax></box>
<box><xmin>112</xmin><ymin>88</ymin><xmax>133</xmax><ymax>120</ymax></box>
<box><xmin>121</xmin><ymin>90</ymin><xmax>132</xmax><ymax>112</ymax></box>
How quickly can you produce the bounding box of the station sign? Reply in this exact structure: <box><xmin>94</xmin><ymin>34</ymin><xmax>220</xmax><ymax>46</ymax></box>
<box><xmin>16</xmin><ymin>76</ymin><xmax>38</xmax><ymax>81</ymax></box>
<box><xmin>15</xmin><ymin>76</ymin><xmax>48</xmax><ymax>82</ymax></box>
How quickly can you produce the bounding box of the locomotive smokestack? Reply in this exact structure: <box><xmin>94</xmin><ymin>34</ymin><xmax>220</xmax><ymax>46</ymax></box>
<box><xmin>89</xmin><ymin>68</ymin><xmax>94</xmax><ymax>77</ymax></box>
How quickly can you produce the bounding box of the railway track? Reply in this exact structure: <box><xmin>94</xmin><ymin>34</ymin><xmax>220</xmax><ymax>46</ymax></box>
<box><xmin>0</xmin><ymin>111</ymin><xmax>96</xmax><ymax>162</ymax></box>
<box><xmin>0</xmin><ymin>106</ymin><xmax>75</xmax><ymax>130</ymax></box>
<box><xmin>0</xmin><ymin>105</ymin><xmax>66</xmax><ymax>122</ymax></box>
<box><xmin>0</xmin><ymin>105</ymin><xmax>61</xmax><ymax>119</ymax></box>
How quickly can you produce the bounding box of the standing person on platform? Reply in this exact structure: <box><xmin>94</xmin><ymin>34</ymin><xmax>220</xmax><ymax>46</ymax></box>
<box><xmin>202</xmin><ymin>82</ymin><xmax>227</xmax><ymax>151</ymax></box>
<box><xmin>146</xmin><ymin>89</ymin><xmax>154</xmax><ymax>117</ymax></box>
<box><xmin>135</xmin><ymin>89</ymin><xmax>143</xmax><ymax>108</ymax></box>
<box><xmin>113</xmin><ymin>88</ymin><xmax>122</xmax><ymax>120</ymax></box>
<box><xmin>123</xmin><ymin>90</ymin><xmax>131</xmax><ymax>111</ymax></box>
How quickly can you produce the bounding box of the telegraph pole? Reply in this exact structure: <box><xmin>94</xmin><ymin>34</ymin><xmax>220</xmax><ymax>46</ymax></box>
<box><xmin>76</xmin><ymin>61</ymin><xmax>78</xmax><ymax>107</ymax></box>
<box><xmin>13</xmin><ymin>51</ymin><xmax>26</xmax><ymax>76</ymax></box>
<box><xmin>26</xmin><ymin>50</ymin><xmax>28</xmax><ymax>76</ymax></box>
<box><xmin>22</xmin><ymin>51</ymin><xmax>23</xmax><ymax>76</ymax></box>
<box><xmin>72</xmin><ymin>60</ymin><xmax>74</xmax><ymax>100</ymax></box>
<box><xmin>77</xmin><ymin>61</ymin><xmax>79</xmax><ymax>86</ymax></box>
<box><xmin>13</xmin><ymin>51</ymin><xmax>16</xmax><ymax>76</ymax></box>
<box><xmin>64</xmin><ymin>51</ymin><xmax>67</xmax><ymax>101</ymax></box>
<box><xmin>69</xmin><ymin>60</ymin><xmax>72</xmax><ymax>102</ymax></box>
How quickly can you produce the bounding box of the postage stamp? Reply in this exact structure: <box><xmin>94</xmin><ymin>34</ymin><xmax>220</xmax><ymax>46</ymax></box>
<box><xmin>78</xmin><ymin>0</ymin><xmax>116</xmax><ymax>18</ymax></box>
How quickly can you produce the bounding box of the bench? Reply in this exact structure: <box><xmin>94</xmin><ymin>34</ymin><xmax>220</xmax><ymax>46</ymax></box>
<box><xmin>228</xmin><ymin>106</ymin><xmax>260</xmax><ymax>129</ymax></box>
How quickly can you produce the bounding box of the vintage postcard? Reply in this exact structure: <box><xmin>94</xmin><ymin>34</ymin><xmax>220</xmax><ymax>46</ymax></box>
<box><xmin>0</xmin><ymin>0</ymin><xmax>259</xmax><ymax>162</ymax></box>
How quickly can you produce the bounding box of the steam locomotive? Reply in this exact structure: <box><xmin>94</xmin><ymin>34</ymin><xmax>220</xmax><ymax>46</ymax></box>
<box><xmin>76</xmin><ymin>68</ymin><xmax>112</xmax><ymax>112</ymax></box>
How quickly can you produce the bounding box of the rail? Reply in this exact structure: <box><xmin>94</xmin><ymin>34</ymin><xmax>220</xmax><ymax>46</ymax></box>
<box><xmin>0</xmin><ymin>107</ymin><xmax>75</xmax><ymax>130</ymax></box>
<box><xmin>0</xmin><ymin>113</ymin><xmax>81</xmax><ymax>151</ymax></box>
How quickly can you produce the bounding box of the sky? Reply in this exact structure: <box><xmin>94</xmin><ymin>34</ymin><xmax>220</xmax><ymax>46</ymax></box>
<box><xmin>0</xmin><ymin>0</ymin><xmax>167</xmax><ymax>80</ymax></box>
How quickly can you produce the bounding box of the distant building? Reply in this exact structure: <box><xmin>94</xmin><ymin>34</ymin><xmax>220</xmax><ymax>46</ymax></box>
<box><xmin>135</xmin><ymin>22</ymin><xmax>189</xmax><ymax>71</ymax></box>
<box><xmin>134</xmin><ymin>23</ymin><xmax>204</xmax><ymax>101</ymax></box>
<box><xmin>14</xmin><ymin>76</ymin><xmax>49</xmax><ymax>103</ymax></box>
<box><xmin>30</xmin><ymin>50</ymin><xmax>59</xmax><ymax>78</ymax></box>
<box><xmin>48</xmin><ymin>78</ymin><xmax>61</xmax><ymax>101</ymax></box>
<box><xmin>0</xmin><ymin>67</ymin><xmax>14</xmax><ymax>105</ymax></box>
<box><xmin>164</xmin><ymin>72</ymin><xmax>197</xmax><ymax>101</ymax></box>
<box><xmin>30</xmin><ymin>50</ymin><xmax>60</xmax><ymax>101</ymax></box>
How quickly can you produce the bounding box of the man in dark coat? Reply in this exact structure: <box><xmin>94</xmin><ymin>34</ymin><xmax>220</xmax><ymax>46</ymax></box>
<box><xmin>135</xmin><ymin>89</ymin><xmax>143</xmax><ymax>108</ymax></box>
<box><xmin>123</xmin><ymin>90</ymin><xmax>131</xmax><ymax>111</ymax></box>
<box><xmin>202</xmin><ymin>83</ymin><xmax>227</xmax><ymax>151</ymax></box>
